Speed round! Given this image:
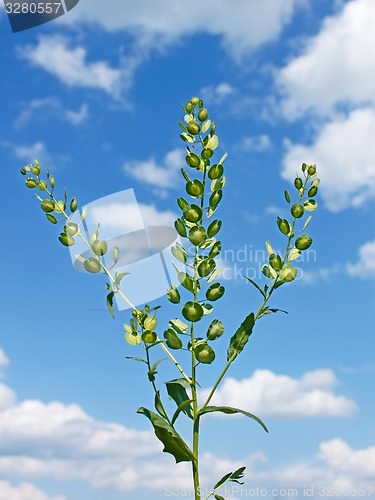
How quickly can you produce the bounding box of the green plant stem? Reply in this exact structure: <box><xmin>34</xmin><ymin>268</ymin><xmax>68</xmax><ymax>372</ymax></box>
<box><xmin>43</xmin><ymin>185</ymin><xmax>193</xmax><ymax>385</ymax></box>
<box><xmin>144</xmin><ymin>342</ymin><xmax>172</xmax><ymax>425</ymax></box>
<box><xmin>191</xmin><ymin>244</ymin><xmax>201</xmax><ymax>500</ymax></box>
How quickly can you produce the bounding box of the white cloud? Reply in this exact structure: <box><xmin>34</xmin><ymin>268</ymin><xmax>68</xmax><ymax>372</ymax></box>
<box><xmin>4</xmin><ymin>141</ymin><xmax>56</xmax><ymax>170</ymax></box>
<box><xmin>282</xmin><ymin>107</ymin><xmax>375</xmax><ymax>212</ymax></box>
<box><xmin>0</xmin><ymin>481</ymin><xmax>66</xmax><ymax>500</ymax></box>
<box><xmin>278</xmin><ymin>0</ymin><xmax>375</xmax><ymax>119</ymax></box>
<box><xmin>238</xmin><ymin>134</ymin><xmax>272</xmax><ymax>152</ymax></box>
<box><xmin>346</xmin><ymin>240</ymin><xmax>375</xmax><ymax>278</ymax></box>
<box><xmin>200</xmin><ymin>369</ymin><xmax>357</xmax><ymax>418</ymax></box>
<box><xmin>20</xmin><ymin>36</ymin><xmax>127</xmax><ymax>99</ymax></box>
<box><xmin>200</xmin><ymin>82</ymin><xmax>236</xmax><ymax>105</ymax></box>
<box><xmin>59</xmin><ymin>0</ymin><xmax>307</xmax><ymax>60</ymax></box>
<box><xmin>123</xmin><ymin>148</ymin><xmax>184</xmax><ymax>191</ymax></box>
<box><xmin>14</xmin><ymin>98</ymin><xmax>89</xmax><ymax>128</ymax></box>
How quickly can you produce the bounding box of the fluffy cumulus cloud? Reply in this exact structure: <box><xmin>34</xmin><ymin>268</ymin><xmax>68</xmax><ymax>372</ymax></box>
<box><xmin>19</xmin><ymin>36</ymin><xmax>128</xmax><ymax>99</ymax></box>
<box><xmin>59</xmin><ymin>0</ymin><xmax>307</xmax><ymax>60</ymax></box>
<box><xmin>0</xmin><ymin>481</ymin><xmax>66</xmax><ymax>500</ymax></box>
<box><xmin>278</xmin><ymin>0</ymin><xmax>375</xmax><ymax>118</ymax></box>
<box><xmin>282</xmin><ymin>108</ymin><xmax>375</xmax><ymax>212</ymax></box>
<box><xmin>200</xmin><ymin>369</ymin><xmax>356</xmax><ymax>418</ymax></box>
<box><xmin>0</xmin><ymin>347</ymin><xmax>373</xmax><ymax>497</ymax></box>
<box><xmin>123</xmin><ymin>148</ymin><xmax>185</xmax><ymax>192</ymax></box>
<box><xmin>237</xmin><ymin>134</ymin><xmax>272</xmax><ymax>152</ymax></box>
<box><xmin>346</xmin><ymin>240</ymin><xmax>375</xmax><ymax>278</ymax></box>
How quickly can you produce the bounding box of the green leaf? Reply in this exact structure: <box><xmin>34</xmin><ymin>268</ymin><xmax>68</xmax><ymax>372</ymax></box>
<box><xmin>106</xmin><ymin>291</ymin><xmax>115</xmax><ymax>318</ymax></box>
<box><xmin>137</xmin><ymin>407</ymin><xmax>194</xmax><ymax>463</ymax></box>
<box><xmin>154</xmin><ymin>391</ymin><xmax>169</xmax><ymax>420</ymax></box>
<box><xmin>284</xmin><ymin>189</ymin><xmax>291</xmax><ymax>203</ymax></box>
<box><xmin>213</xmin><ymin>466</ymin><xmax>247</xmax><ymax>491</ymax></box>
<box><xmin>199</xmin><ymin>406</ymin><xmax>268</xmax><ymax>433</ymax></box>
<box><xmin>125</xmin><ymin>356</ymin><xmax>147</xmax><ymax>364</ymax></box>
<box><xmin>244</xmin><ymin>276</ymin><xmax>266</xmax><ymax>298</ymax></box>
<box><xmin>214</xmin><ymin>496</ymin><xmax>225</xmax><ymax>500</ymax></box>
<box><xmin>148</xmin><ymin>358</ymin><xmax>167</xmax><ymax>382</ymax></box>
<box><xmin>227</xmin><ymin>313</ymin><xmax>255</xmax><ymax>361</ymax></box>
<box><xmin>114</xmin><ymin>271</ymin><xmax>130</xmax><ymax>287</ymax></box>
<box><xmin>166</xmin><ymin>379</ymin><xmax>193</xmax><ymax>419</ymax></box>
<box><xmin>170</xmin><ymin>399</ymin><xmax>195</xmax><ymax>426</ymax></box>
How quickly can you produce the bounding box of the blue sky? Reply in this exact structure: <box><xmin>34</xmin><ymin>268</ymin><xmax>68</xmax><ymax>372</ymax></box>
<box><xmin>1</xmin><ymin>1</ymin><xmax>375</xmax><ymax>499</ymax></box>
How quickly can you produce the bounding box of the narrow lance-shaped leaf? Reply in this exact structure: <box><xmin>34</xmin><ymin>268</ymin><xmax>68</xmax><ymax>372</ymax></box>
<box><xmin>227</xmin><ymin>312</ymin><xmax>255</xmax><ymax>361</ymax></box>
<box><xmin>137</xmin><ymin>407</ymin><xmax>194</xmax><ymax>463</ymax></box>
<box><xmin>198</xmin><ymin>406</ymin><xmax>268</xmax><ymax>433</ymax></box>
<box><xmin>213</xmin><ymin>466</ymin><xmax>247</xmax><ymax>491</ymax></box>
<box><xmin>154</xmin><ymin>391</ymin><xmax>169</xmax><ymax>420</ymax></box>
<box><xmin>244</xmin><ymin>276</ymin><xmax>266</xmax><ymax>298</ymax></box>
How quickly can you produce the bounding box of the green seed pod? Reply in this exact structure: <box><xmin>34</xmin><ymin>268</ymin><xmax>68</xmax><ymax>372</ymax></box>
<box><xmin>307</xmin><ymin>164</ymin><xmax>317</xmax><ymax>176</ymax></box>
<box><xmin>207</xmin><ymin>219</ymin><xmax>222</xmax><ymax>238</ymax></box>
<box><xmin>164</xmin><ymin>328</ymin><xmax>183</xmax><ymax>349</ymax></box>
<box><xmin>177</xmin><ymin>197</ymin><xmax>189</xmax><ymax>210</ymax></box>
<box><xmin>183</xmin><ymin>204</ymin><xmax>202</xmax><ymax>223</ymax></box>
<box><xmin>186</xmin><ymin>180</ymin><xmax>204</xmax><ymax>197</ymax></box>
<box><xmin>301</xmin><ymin>163</ymin><xmax>307</xmax><ymax>172</ymax></box>
<box><xmin>187</xmin><ymin>121</ymin><xmax>201</xmax><ymax>135</ymax></box>
<box><xmin>182</xmin><ymin>301</ymin><xmax>204</xmax><ymax>322</ymax></box>
<box><xmin>46</xmin><ymin>214</ymin><xmax>58</xmax><ymax>224</ymax></box>
<box><xmin>262</xmin><ymin>264</ymin><xmax>272</xmax><ymax>278</ymax></box>
<box><xmin>206</xmin><ymin>282</ymin><xmax>225</xmax><ymax>301</ymax></box>
<box><xmin>166</xmin><ymin>285</ymin><xmax>181</xmax><ymax>304</ymax></box>
<box><xmin>175</xmin><ymin>218</ymin><xmax>187</xmax><ymax>237</ymax></box>
<box><xmin>65</xmin><ymin>222</ymin><xmax>79</xmax><ymax>236</ymax></box>
<box><xmin>59</xmin><ymin>233</ymin><xmax>75</xmax><ymax>247</ymax></box>
<box><xmin>308</xmin><ymin>186</ymin><xmax>318</xmax><ymax>197</ymax></box>
<box><xmin>197</xmin><ymin>258</ymin><xmax>216</xmax><ymax>278</ymax></box>
<box><xmin>201</xmin><ymin>148</ymin><xmax>213</xmax><ymax>159</ymax></box>
<box><xmin>49</xmin><ymin>176</ymin><xmax>55</xmax><ymax>189</ymax></box>
<box><xmin>186</xmin><ymin>153</ymin><xmax>201</xmax><ymax>168</ymax></box>
<box><xmin>277</xmin><ymin>217</ymin><xmax>290</xmax><ymax>235</ymax></box>
<box><xmin>70</xmin><ymin>197</ymin><xmax>78</xmax><ymax>213</ymax></box>
<box><xmin>178</xmin><ymin>272</ymin><xmax>195</xmax><ymax>292</ymax></box>
<box><xmin>195</xmin><ymin>342</ymin><xmax>215</xmax><ymax>364</ymax></box>
<box><xmin>92</xmin><ymin>239</ymin><xmax>108</xmax><ymax>256</ymax></box>
<box><xmin>25</xmin><ymin>177</ymin><xmax>37</xmax><ymax>189</ymax></box>
<box><xmin>143</xmin><ymin>315</ymin><xmax>158</xmax><ymax>331</ymax></box>
<box><xmin>191</xmin><ymin>96</ymin><xmax>199</xmax><ymax>106</ymax></box>
<box><xmin>189</xmin><ymin>226</ymin><xmax>207</xmax><ymax>246</ymax></box>
<box><xmin>142</xmin><ymin>330</ymin><xmax>157</xmax><ymax>343</ymax></box>
<box><xmin>209</xmin><ymin>190</ymin><xmax>222</xmax><ymax>207</ymax></box>
<box><xmin>83</xmin><ymin>257</ymin><xmax>101</xmax><ymax>273</ymax></box>
<box><xmin>295</xmin><ymin>234</ymin><xmax>312</xmax><ymax>251</ymax></box>
<box><xmin>31</xmin><ymin>165</ymin><xmax>41</xmax><ymax>176</ymax></box>
<box><xmin>208</xmin><ymin>164</ymin><xmax>223</xmax><ymax>180</ymax></box>
<box><xmin>209</xmin><ymin>241</ymin><xmax>222</xmax><ymax>258</ymax></box>
<box><xmin>210</xmin><ymin>122</ymin><xmax>216</xmax><ymax>135</ymax></box>
<box><xmin>294</xmin><ymin>177</ymin><xmax>303</xmax><ymax>189</ymax></box>
<box><xmin>54</xmin><ymin>201</ymin><xmax>66</xmax><ymax>214</ymax></box>
<box><xmin>198</xmin><ymin>108</ymin><xmax>208</xmax><ymax>121</ymax></box>
<box><xmin>207</xmin><ymin>319</ymin><xmax>224</xmax><ymax>340</ymax></box>
<box><xmin>291</xmin><ymin>203</ymin><xmax>304</xmax><ymax>218</ymax></box>
<box><xmin>38</xmin><ymin>180</ymin><xmax>47</xmax><ymax>191</ymax></box>
<box><xmin>269</xmin><ymin>254</ymin><xmax>283</xmax><ymax>271</ymax></box>
<box><xmin>185</xmin><ymin>101</ymin><xmax>194</xmax><ymax>113</ymax></box>
<box><xmin>41</xmin><ymin>200</ymin><xmax>55</xmax><ymax>213</ymax></box>
<box><xmin>20</xmin><ymin>168</ymin><xmax>27</xmax><ymax>175</ymax></box>
<box><xmin>279</xmin><ymin>264</ymin><xmax>298</xmax><ymax>282</ymax></box>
